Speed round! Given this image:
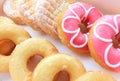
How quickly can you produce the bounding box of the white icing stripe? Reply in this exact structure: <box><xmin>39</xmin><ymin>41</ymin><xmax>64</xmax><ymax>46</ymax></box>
<box><xmin>117</xmin><ymin>48</ymin><xmax>120</xmax><ymax>52</ymax></box>
<box><xmin>62</xmin><ymin>16</ymin><xmax>80</xmax><ymax>33</ymax></box>
<box><xmin>83</xmin><ymin>7</ymin><xmax>95</xmax><ymax>22</ymax></box>
<box><xmin>113</xmin><ymin>15</ymin><xmax>120</xmax><ymax>33</ymax></box>
<box><xmin>62</xmin><ymin>3</ymin><xmax>95</xmax><ymax>48</ymax></box>
<box><xmin>70</xmin><ymin>29</ymin><xmax>88</xmax><ymax>48</ymax></box>
<box><xmin>93</xmin><ymin>22</ymin><xmax>117</xmax><ymax>42</ymax></box>
<box><xmin>104</xmin><ymin>44</ymin><xmax>120</xmax><ymax>68</ymax></box>
<box><xmin>93</xmin><ymin>15</ymin><xmax>120</xmax><ymax>68</ymax></box>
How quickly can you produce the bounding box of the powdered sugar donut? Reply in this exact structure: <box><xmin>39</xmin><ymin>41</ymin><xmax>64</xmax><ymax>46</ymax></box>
<box><xmin>88</xmin><ymin>15</ymin><xmax>120</xmax><ymax>72</ymax></box>
<box><xmin>58</xmin><ymin>2</ymin><xmax>102</xmax><ymax>54</ymax></box>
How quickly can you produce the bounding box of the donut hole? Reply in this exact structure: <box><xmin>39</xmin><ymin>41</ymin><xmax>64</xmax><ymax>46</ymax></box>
<box><xmin>27</xmin><ymin>55</ymin><xmax>43</xmax><ymax>72</ymax></box>
<box><xmin>112</xmin><ymin>32</ymin><xmax>120</xmax><ymax>48</ymax></box>
<box><xmin>79</xmin><ymin>23</ymin><xmax>88</xmax><ymax>34</ymax></box>
<box><xmin>0</xmin><ymin>39</ymin><xmax>15</xmax><ymax>56</ymax></box>
<box><xmin>53</xmin><ymin>71</ymin><xmax>70</xmax><ymax>81</ymax></box>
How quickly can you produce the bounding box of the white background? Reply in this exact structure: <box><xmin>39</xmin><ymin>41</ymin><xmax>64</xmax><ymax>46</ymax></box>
<box><xmin>0</xmin><ymin>26</ymin><xmax>119</xmax><ymax>81</ymax></box>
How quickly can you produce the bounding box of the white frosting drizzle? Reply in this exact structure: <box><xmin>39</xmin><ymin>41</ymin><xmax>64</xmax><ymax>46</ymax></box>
<box><xmin>93</xmin><ymin>15</ymin><xmax>120</xmax><ymax>68</ymax></box>
<box><xmin>105</xmin><ymin>44</ymin><xmax>120</xmax><ymax>68</ymax></box>
<box><xmin>62</xmin><ymin>3</ymin><xmax>95</xmax><ymax>48</ymax></box>
<box><xmin>93</xmin><ymin>22</ymin><xmax>117</xmax><ymax>42</ymax></box>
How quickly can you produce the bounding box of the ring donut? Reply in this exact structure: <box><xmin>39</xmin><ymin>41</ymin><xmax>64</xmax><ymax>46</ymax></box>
<box><xmin>9</xmin><ymin>38</ymin><xmax>58</xmax><ymax>81</ymax></box>
<box><xmin>32</xmin><ymin>54</ymin><xmax>86</xmax><ymax>81</ymax></box>
<box><xmin>0</xmin><ymin>16</ymin><xmax>14</xmax><ymax>24</ymax></box>
<box><xmin>58</xmin><ymin>2</ymin><xmax>102</xmax><ymax>54</ymax></box>
<box><xmin>0</xmin><ymin>22</ymin><xmax>31</xmax><ymax>72</ymax></box>
<box><xmin>19</xmin><ymin>0</ymin><xmax>42</xmax><ymax>31</ymax></box>
<box><xmin>75</xmin><ymin>71</ymin><xmax>116</xmax><ymax>81</ymax></box>
<box><xmin>88</xmin><ymin>15</ymin><xmax>120</xmax><ymax>72</ymax></box>
<box><xmin>20</xmin><ymin>0</ymin><xmax>75</xmax><ymax>38</ymax></box>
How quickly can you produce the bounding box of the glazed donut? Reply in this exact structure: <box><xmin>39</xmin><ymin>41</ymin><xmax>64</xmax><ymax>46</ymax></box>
<box><xmin>0</xmin><ymin>16</ymin><xmax>14</xmax><ymax>24</ymax></box>
<box><xmin>3</xmin><ymin>0</ymin><xmax>24</xmax><ymax>24</ymax></box>
<box><xmin>57</xmin><ymin>2</ymin><xmax>102</xmax><ymax>54</ymax></box>
<box><xmin>88</xmin><ymin>15</ymin><xmax>120</xmax><ymax>72</ymax></box>
<box><xmin>32</xmin><ymin>54</ymin><xmax>86</xmax><ymax>81</ymax></box>
<box><xmin>20</xmin><ymin>0</ymin><xmax>74</xmax><ymax>39</ymax></box>
<box><xmin>9</xmin><ymin>38</ymin><xmax>58</xmax><ymax>81</ymax></box>
<box><xmin>75</xmin><ymin>71</ymin><xmax>116</xmax><ymax>81</ymax></box>
<box><xmin>0</xmin><ymin>22</ymin><xmax>31</xmax><ymax>72</ymax></box>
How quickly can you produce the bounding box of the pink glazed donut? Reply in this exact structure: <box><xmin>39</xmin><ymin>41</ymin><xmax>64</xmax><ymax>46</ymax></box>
<box><xmin>88</xmin><ymin>15</ymin><xmax>120</xmax><ymax>72</ymax></box>
<box><xmin>58</xmin><ymin>2</ymin><xmax>102</xmax><ymax>54</ymax></box>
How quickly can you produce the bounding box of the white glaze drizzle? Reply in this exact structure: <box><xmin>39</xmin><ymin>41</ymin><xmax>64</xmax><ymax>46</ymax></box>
<box><xmin>62</xmin><ymin>2</ymin><xmax>95</xmax><ymax>48</ymax></box>
<box><xmin>93</xmin><ymin>15</ymin><xmax>120</xmax><ymax>68</ymax></box>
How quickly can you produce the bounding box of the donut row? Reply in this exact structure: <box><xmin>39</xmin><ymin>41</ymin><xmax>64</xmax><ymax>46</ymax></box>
<box><xmin>0</xmin><ymin>16</ymin><xmax>116</xmax><ymax>81</ymax></box>
<box><xmin>2</xmin><ymin>0</ymin><xmax>120</xmax><ymax>72</ymax></box>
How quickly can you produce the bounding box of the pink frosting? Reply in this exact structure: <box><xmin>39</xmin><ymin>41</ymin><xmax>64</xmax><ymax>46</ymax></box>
<box><xmin>92</xmin><ymin>15</ymin><xmax>120</xmax><ymax>72</ymax></box>
<box><xmin>62</xmin><ymin>2</ymin><xmax>102</xmax><ymax>52</ymax></box>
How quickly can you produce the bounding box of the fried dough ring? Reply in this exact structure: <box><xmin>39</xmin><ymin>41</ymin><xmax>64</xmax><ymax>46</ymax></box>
<box><xmin>20</xmin><ymin>0</ymin><xmax>75</xmax><ymax>38</ymax></box>
<box><xmin>0</xmin><ymin>16</ymin><xmax>14</xmax><ymax>24</ymax></box>
<box><xmin>0</xmin><ymin>23</ymin><xmax>31</xmax><ymax>72</ymax></box>
<box><xmin>19</xmin><ymin>0</ymin><xmax>42</xmax><ymax>31</ymax></box>
<box><xmin>3</xmin><ymin>0</ymin><xmax>24</xmax><ymax>24</ymax></box>
<box><xmin>9</xmin><ymin>38</ymin><xmax>58</xmax><ymax>81</ymax></box>
<box><xmin>75</xmin><ymin>71</ymin><xmax>116</xmax><ymax>81</ymax></box>
<box><xmin>32</xmin><ymin>54</ymin><xmax>86</xmax><ymax>81</ymax></box>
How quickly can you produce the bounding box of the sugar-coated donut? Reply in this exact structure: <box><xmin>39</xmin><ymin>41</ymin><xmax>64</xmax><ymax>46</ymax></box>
<box><xmin>32</xmin><ymin>54</ymin><xmax>86</xmax><ymax>81</ymax></box>
<box><xmin>3</xmin><ymin>0</ymin><xmax>24</xmax><ymax>24</ymax></box>
<box><xmin>0</xmin><ymin>21</ymin><xmax>31</xmax><ymax>72</ymax></box>
<box><xmin>88</xmin><ymin>15</ymin><xmax>120</xmax><ymax>72</ymax></box>
<box><xmin>19</xmin><ymin>0</ymin><xmax>43</xmax><ymax>32</ymax></box>
<box><xmin>75</xmin><ymin>71</ymin><xmax>116</xmax><ymax>81</ymax></box>
<box><xmin>9</xmin><ymin>38</ymin><xmax>58</xmax><ymax>81</ymax></box>
<box><xmin>20</xmin><ymin>0</ymin><xmax>75</xmax><ymax>39</ymax></box>
<box><xmin>57</xmin><ymin>2</ymin><xmax>102</xmax><ymax>54</ymax></box>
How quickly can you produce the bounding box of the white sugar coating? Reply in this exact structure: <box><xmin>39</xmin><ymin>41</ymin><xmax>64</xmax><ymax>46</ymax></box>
<box><xmin>3</xmin><ymin>0</ymin><xmax>16</xmax><ymax>16</ymax></box>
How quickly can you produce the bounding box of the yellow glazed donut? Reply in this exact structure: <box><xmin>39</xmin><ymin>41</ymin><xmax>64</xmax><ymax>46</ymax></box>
<box><xmin>0</xmin><ymin>16</ymin><xmax>14</xmax><ymax>24</ymax></box>
<box><xmin>0</xmin><ymin>22</ymin><xmax>31</xmax><ymax>72</ymax></box>
<box><xmin>75</xmin><ymin>71</ymin><xmax>116</xmax><ymax>81</ymax></box>
<box><xmin>9</xmin><ymin>38</ymin><xmax>58</xmax><ymax>81</ymax></box>
<box><xmin>32</xmin><ymin>54</ymin><xmax>86</xmax><ymax>81</ymax></box>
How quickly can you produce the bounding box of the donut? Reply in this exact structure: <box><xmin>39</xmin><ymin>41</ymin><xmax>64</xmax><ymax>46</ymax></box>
<box><xmin>3</xmin><ymin>0</ymin><xmax>24</xmax><ymax>24</ymax></box>
<box><xmin>88</xmin><ymin>15</ymin><xmax>120</xmax><ymax>72</ymax></box>
<box><xmin>75</xmin><ymin>71</ymin><xmax>116</xmax><ymax>81</ymax></box>
<box><xmin>18</xmin><ymin>0</ymin><xmax>43</xmax><ymax>32</ymax></box>
<box><xmin>57</xmin><ymin>2</ymin><xmax>102</xmax><ymax>54</ymax></box>
<box><xmin>32</xmin><ymin>54</ymin><xmax>86</xmax><ymax>81</ymax></box>
<box><xmin>0</xmin><ymin>16</ymin><xmax>14</xmax><ymax>24</ymax></box>
<box><xmin>9</xmin><ymin>38</ymin><xmax>58</xmax><ymax>81</ymax></box>
<box><xmin>20</xmin><ymin>0</ymin><xmax>74</xmax><ymax>39</ymax></box>
<box><xmin>0</xmin><ymin>22</ymin><xmax>31</xmax><ymax>72</ymax></box>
